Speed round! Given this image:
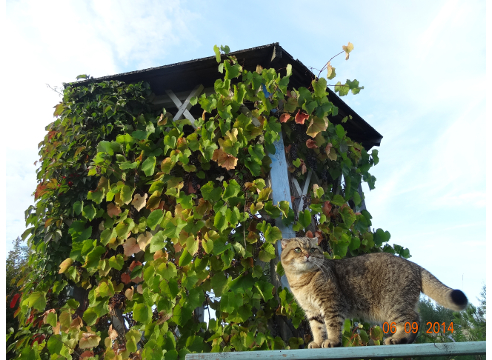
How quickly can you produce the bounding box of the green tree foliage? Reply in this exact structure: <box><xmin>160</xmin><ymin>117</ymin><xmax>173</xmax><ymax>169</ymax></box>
<box><xmin>12</xmin><ymin>44</ymin><xmax>408</xmax><ymax>359</ymax></box>
<box><xmin>415</xmin><ymin>286</ymin><xmax>486</xmax><ymax>360</ymax></box>
<box><xmin>6</xmin><ymin>238</ymin><xmax>30</xmax><ymax>359</ymax></box>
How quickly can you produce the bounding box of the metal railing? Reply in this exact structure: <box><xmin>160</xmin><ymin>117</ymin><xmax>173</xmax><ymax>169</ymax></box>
<box><xmin>185</xmin><ymin>341</ymin><xmax>486</xmax><ymax>359</ymax></box>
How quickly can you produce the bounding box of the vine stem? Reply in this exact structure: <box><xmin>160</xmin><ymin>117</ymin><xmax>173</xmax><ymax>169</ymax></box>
<box><xmin>316</xmin><ymin>51</ymin><xmax>344</xmax><ymax>79</ymax></box>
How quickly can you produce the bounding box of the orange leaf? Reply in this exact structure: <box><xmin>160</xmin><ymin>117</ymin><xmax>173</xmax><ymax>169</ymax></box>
<box><xmin>280</xmin><ymin>113</ymin><xmax>291</xmax><ymax>123</ymax></box>
<box><xmin>174</xmin><ymin>243</ymin><xmax>183</xmax><ymax>253</ymax></box>
<box><xmin>129</xmin><ymin>261</ymin><xmax>142</xmax><ymax>271</ymax></box>
<box><xmin>295</xmin><ymin>110</ymin><xmax>309</xmax><ymax>125</ymax></box>
<box><xmin>34</xmin><ymin>183</ymin><xmax>48</xmax><ymax>200</ymax></box>
<box><xmin>306</xmin><ymin>231</ymin><xmax>314</xmax><ymax>238</ymax></box>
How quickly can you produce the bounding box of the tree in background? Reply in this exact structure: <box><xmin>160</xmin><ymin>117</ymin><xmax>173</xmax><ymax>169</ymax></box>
<box><xmin>415</xmin><ymin>285</ymin><xmax>486</xmax><ymax>360</ymax></box>
<box><xmin>6</xmin><ymin>237</ymin><xmax>30</xmax><ymax>358</ymax></box>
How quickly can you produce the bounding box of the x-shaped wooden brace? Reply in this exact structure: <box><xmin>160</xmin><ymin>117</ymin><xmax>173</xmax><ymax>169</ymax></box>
<box><xmin>165</xmin><ymin>84</ymin><xmax>204</xmax><ymax>128</ymax></box>
<box><xmin>292</xmin><ymin>169</ymin><xmax>313</xmax><ymax>215</ymax></box>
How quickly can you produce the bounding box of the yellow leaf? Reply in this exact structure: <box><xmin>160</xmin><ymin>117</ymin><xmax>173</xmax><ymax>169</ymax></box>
<box><xmin>327</xmin><ymin>62</ymin><xmax>336</xmax><ymax>79</ymax></box>
<box><xmin>79</xmin><ymin>333</ymin><xmax>101</xmax><ymax>349</ymax></box>
<box><xmin>342</xmin><ymin>42</ymin><xmax>354</xmax><ymax>60</ymax></box>
<box><xmin>59</xmin><ymin>258</ymin><xmax>73</xmax><ymax>274</ymax></box>
<box><xmin>137</xmin><ymin>231</ymin><xmax>153</xmax><ymax>251</ymax></box>
<box><xmin>125</xmin><ymin>288</ymin><xmax>134</xmax><ymax>301</ymax></box>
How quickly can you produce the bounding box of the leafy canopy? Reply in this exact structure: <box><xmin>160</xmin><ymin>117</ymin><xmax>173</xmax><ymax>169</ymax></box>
<box><xmin>12</xmin><ymin>43</ymin><xmax>407</xmax><ymax>359</ymax></box>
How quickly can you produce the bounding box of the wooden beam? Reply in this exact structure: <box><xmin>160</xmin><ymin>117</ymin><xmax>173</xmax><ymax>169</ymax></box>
<box><xmin>185</xmin><ymin>341</ymin><xmax>486</xmax><ymax>359</ymax></box>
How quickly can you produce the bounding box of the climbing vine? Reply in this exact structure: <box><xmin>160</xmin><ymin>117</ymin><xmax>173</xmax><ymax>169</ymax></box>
<box><xmin>11</xmin><ymin>43</ymin><xmax>410</xmax><ymax>359</ymax></box>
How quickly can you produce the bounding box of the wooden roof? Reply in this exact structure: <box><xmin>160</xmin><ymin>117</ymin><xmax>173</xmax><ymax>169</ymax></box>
<box><xmin>75</xmin><ymin>43</ymin><xmax>382</xmax><ymax>149</ymax></box>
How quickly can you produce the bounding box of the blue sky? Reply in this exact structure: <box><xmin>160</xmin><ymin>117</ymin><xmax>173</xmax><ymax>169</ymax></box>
<box><xmin>3</xmin><ymin>0</ymin><xmax>487</xmax><ymax>305</ymax></box>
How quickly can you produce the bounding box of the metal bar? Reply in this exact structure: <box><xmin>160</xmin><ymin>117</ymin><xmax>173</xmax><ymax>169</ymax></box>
<box><xmin>185</xmin><ymin>341</ymin><xmax>486</xmax><ymax>359</ymax></box>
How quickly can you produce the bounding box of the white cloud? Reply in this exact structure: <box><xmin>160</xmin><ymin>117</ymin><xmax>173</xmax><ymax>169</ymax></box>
<box><xmin>5</xmin><ymin>0</ymin><xmax>200</xmax><ymax>251</ymax></box>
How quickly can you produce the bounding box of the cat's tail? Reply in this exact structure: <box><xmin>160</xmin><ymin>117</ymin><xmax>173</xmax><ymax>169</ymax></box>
<box><xmin>421</xmin><ymin>269</ymin><xmax>468</xmax><ymax>311</ymax></box>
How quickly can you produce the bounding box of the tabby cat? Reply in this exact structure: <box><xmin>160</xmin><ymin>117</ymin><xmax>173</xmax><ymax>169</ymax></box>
<box><xmin>280</xmin><ymin>237</ymin><xmax>468</xmax><ymax>348</ymax></box>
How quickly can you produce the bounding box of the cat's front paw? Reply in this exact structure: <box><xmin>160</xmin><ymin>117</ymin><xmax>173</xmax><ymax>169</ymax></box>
<box><xmin>307</xmin><ymin>341</ymin><xmax>320</xmax><ymax>349</ymax></box>
<box><xmin>321</xmin><ymin>339</ymin><xmax>341</xmax><ymax>348</ymax></box>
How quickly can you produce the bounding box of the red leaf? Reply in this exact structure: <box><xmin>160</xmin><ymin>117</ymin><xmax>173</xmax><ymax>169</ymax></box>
<box><xmin>295</xmin><ymin>110</ymin><xmax>309</xmax><ymax>125</ymax></box>
<box><xmin>323</xmin><ymin>201</ymin><xmax>333</xmax><ymax>217</ymax></box>
<box><xmin>280</xmin><ymin>113</ymin><xmax>291</xmax><ymax>123</ymax></box>
<box><xmin>10</xmin><ymin>293</ymin><xmax>21</xmax><ymax>309</ymax></box>
<box><xmin>121</xmin><ymin>273</ymin><xmax>131</xmax><ymax>284</ymax></box>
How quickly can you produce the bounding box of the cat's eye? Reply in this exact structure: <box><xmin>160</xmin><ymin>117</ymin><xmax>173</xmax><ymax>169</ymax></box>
<box><xmin>294</xmin><ymin>247</ymin><xmax>301</xmax><ymax>253</ymax></box>
<box><xmin>310</xmin><ymin>248</ymin><xmax>316</xmax><ymax>253</ymax></box>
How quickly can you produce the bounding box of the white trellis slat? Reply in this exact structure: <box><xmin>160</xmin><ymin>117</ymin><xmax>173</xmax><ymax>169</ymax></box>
<box><xmin>165</xmin><ymin>84</ymin><xmax>204</xmax><ymax>127</ymax></box>
<box><xmin>185</xmin><ymin>341</ymin><xmax>486</xmax><ymax>359</ymax></box>
<box><xmin>292</xmin><ymin>169</ymin><xmax>312</xmax><ymax>216</ymax></box>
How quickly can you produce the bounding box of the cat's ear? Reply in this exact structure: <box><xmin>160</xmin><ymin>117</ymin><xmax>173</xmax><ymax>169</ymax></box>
<box><xmin>281</xmin><ymin>239</ymin><xmax>292</xmax><ymax>249</ymax></box>
<box><xmin>309</xmin><ymin>237</ymin><xmax>319</xmax><ymax>247</ymax></box>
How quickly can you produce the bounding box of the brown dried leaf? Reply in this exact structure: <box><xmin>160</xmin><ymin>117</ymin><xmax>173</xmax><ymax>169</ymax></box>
<box><xmin>108</xmin><ymin>325</ymin><xmax>118</xmax><ymax>340</ymax></box>
<box><xmin>306</xmin><ymin>139</ymin><xmax>318</xmax><ymax>149</ymax></box>
<box><xmin>80</xmin><ymin>351</ymin><xmax>94</xmax><ymax>359</ymax></box>
<box><xmin>70</xmin><ymin>316</ymin><xmax>83</xmax><ymax>330</ymax></box>
<box><xmin>213</xmin><ymin>148</ymin><xmax>238</xmax><ymax>170</ymax></box>
<box><xmin>107</xmin><ymin>203</ymin><xmax>121</xmax><ymax>218</ymax></box>
<box><xmin>123</xmin><ymin>237</ymin><xmax>141</xmax><ymax>257</ymax></box>
<box><xmin>136</xmin><ymin>284</ymin><xmax>143</xmax><ymax>294</ymax></box>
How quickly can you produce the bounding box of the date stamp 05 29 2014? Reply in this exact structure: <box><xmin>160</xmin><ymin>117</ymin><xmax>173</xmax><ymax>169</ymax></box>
<box><xmin>382</xmin><ymin>322</ymin><xmax>455</xmax><ymax>334</ymax></box>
